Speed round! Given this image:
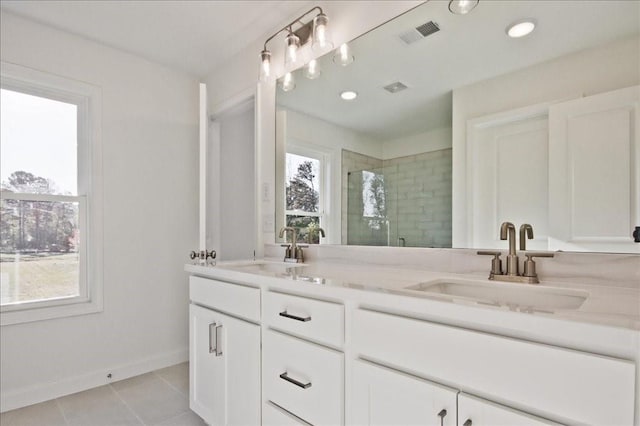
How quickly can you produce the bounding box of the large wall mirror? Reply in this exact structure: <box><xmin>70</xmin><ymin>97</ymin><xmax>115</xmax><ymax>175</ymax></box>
<box><xmin>275</xmin><ymin>0</ymin><xmax>640</xmax><ymax>253</ymax></box>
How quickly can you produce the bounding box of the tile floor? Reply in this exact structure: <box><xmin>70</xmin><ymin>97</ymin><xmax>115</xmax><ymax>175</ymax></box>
<box><xmin>0</xmin><ymin>362</ymin><xmax>207</xmax><ymax>426</ymax></box>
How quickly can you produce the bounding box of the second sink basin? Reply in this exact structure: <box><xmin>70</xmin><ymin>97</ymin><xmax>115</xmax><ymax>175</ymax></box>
<box><xmin>405</xmin><ymin>278</ymin><xmax>589</xmax><ymax>311</ymax></box>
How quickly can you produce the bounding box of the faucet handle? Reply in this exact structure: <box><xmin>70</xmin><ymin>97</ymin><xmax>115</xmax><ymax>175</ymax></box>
<box><xmin>477</xmin><ymin>250</ymin><xmax>503</xmax><ymax>277</ymax></box>
<box><xmin>522</xmin><ymin>252</ymin><xmax>554</xmax><ymax>280</ymax></box>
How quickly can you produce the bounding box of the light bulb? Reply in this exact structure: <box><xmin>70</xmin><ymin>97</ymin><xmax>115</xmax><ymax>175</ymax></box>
<box><xmin>448</xmin><ymin>0</ymin><xmax>479</xmax><ymax>15</ymax></box>
<box><xmin>285</xmin><ymin>32</ymin><xmax>300</xmax><ymax>68</ymax></box>
<box><xmin>281</xmin><ymin>72</ymin><xmax>296</xmax><ymax>92</ymax></box>
<box><xmin>333</xmin><ymin>43</ymin><xmax>354</xmax><ymax>66</ymax></box>
<box><xmin>312</xmin><ymin>13</ymin><xmax>333</xmax><ymax>53</ymax></box>
<box><xmin>259</xmin><ymin>49</ymin><xmax>271</xmax><ymax>82</ymax></box>
<box><xmin>305</xmin><ymin>59</ymin><xmax>321</xmax><ymax>79</ymax></box>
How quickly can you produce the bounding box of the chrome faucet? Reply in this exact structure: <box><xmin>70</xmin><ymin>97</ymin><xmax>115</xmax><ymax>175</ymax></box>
<box><xmin>478</xmin><ymin>222</ymin><xmax>553</xmax><ymax>284</ymax></box>
<box><xmin>500</xmin><ymin>221</ymin><xmax>518</xmax><ymax>276</ymax></box>
<box><xmin>279</xmin><ymin>227</ymin><xmax>306</xmax><ymax>263</ymax></box>
<box><xmin>519</xmin><ymin>224</ymin><xmax>534</xmax><ymax>251</ymax></box>
<box><xmin>307</xmin><ymin>227</ymin><xmax>325</xmax><ymax>244</ymax></box>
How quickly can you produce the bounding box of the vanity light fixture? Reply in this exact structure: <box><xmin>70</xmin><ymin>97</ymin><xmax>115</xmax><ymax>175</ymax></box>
<box><xmin>506</xmin><ymin>19</ymin><xmax>537</xmax><ymax>38</ymax></box>
<box><xmin>281</xmin><ymin>72</ymin><xmax>296</xmax><ymax>92</ymax></box>
<box><xmin>284</xmin><ymin>31</ymin><xmax>301</xmax><ymax>68</ymax></box>
<box><xmin>259</xmin><ymin>6</ymin><xmax>333</xmax><ymax>82</ymax></box>
<box><xmin>340</xmin><ymin>90</ymin><xmax>358</xmax><ymax>101</ymax></box>
<box><xmin>448</xmin><ymin>0</ymin><xmax>479</xmax><ymax>15</ymax></box>
<box><xmin>333</xmin><ymin>43</ymin><xmax>354</xmax><ymax>66</ymax></box>
<box><xmin>305</xmin><ymin>59</ymin><xmax>321</xmax><ymax>79</ymax></box>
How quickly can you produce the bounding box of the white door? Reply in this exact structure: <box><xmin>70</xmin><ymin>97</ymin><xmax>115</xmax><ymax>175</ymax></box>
<box><xmin>189</xmin><ymin>305</ymin><xmax>261</xmax><ymax>426</ymax></box>
<box><xmin>548</xmin><ymin>85</ymin><xmax>639</xmax><ymax>252</ymax></box>
<box><xmin>351</xmin><ymin>360</ymin><xmax>457</xmax><ymax>426</ymax></box>
<box><xmin>467</xmin><ymin>110</ymin><xmax>550</xmax><ymax>249</ymax></box>
<box><xmin>458</xmin><ymin>393</ymin><xmax>563</xmax><ymax>426</ymax></box>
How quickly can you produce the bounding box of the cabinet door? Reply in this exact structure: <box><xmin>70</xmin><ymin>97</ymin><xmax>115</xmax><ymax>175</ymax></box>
<box><xmin>351</xmin><ymin>360</ymin><xmax>457</xmax><ymax>426</ymax></box>
<box><xmin>548</xmin><ymin>85</ymin><xmax>639</xmax><ymax>253</ymax></box>
<box><xmin>189</xmin><ymin>304</ymin><xmax>260</xmax><ymax>426</ymax></box>
<box><xmin>458</xmin><ymin>393</ymin><xmax>562</xmax><ymax>426</ymax></box>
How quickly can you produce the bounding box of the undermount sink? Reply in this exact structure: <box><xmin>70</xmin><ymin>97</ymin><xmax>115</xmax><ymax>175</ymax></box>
<box><xmin>221</xmin><ymin>260</ymin><xmax>305</xmax><ymax>274</ymax></box>
<box><xmin>405</xmin><ymin>278</ymin><xmax>589</xmax><ymax>311</ymax></box>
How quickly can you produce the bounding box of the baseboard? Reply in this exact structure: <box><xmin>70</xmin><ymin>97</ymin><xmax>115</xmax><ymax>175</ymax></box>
<box><xmin>0</xmin><ymin>347</ymin><xmax>188</xmax><ymax>413</ymax></box>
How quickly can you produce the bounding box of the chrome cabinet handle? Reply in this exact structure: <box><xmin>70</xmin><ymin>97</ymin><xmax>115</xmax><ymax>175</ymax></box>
<box><xmin>208</xmin><ymin>322</ymin><xmax>216</xmax><ymax>354</ymax></box>
<box><xmin>279</xmin><ymin>311</ymin><xmax>311</xmax><ymax>322</ymax></box>
<box><xmin>279</xmin><ymin>372</ymin><xmax>312</xmax><ymax>389</ymax></box>
<box><xmin>214</xmin><ymin>324</ymin><xmax>223</xmax><ymax>356</ymax></box>
<box><xmin>437</xmin><ymin>409</ymin><xmax>447</xmax><ymax>426</ymax></box>
<box><xmin>463</xmin><ymin>420</ymin><xmax>472</xmax><ymax>426</ymax></box>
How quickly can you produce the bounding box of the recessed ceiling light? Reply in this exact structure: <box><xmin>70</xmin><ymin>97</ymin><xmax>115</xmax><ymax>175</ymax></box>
<box><xmin>506</xmin><ymin>20</ymin><xmax>536</xmax><ymax>38</ymax></box>
<box><xmin>340</xmin><ymin>91</ymin><xmax>358</xmax><ymax>101</ymax></box>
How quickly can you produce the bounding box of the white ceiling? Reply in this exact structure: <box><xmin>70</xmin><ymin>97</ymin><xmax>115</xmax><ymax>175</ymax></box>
<box><xmin>277</xmin><ymin>0</ymin><xmax>640</xmax><ymax>141</ymax></box>
<box><xmin>0</xmin><ymin>0</ymin><xmax>314</xmax><ymax>78</ymax></box>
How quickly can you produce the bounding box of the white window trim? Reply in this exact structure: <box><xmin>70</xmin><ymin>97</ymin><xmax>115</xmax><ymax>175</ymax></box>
<box><xmin>285</xmin><ymin>144</ymin><xmax>329</xmax><ymax>231</ymax></box>
<box><xmin>0</xmin><ymin>61</ymin><xmax>103</xmax><ymax>326</ymax></box>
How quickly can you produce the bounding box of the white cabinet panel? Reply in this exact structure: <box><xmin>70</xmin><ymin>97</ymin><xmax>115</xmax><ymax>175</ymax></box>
<box><xmin>263</xmin><ymin>329</ymin><xmax>343</xmax><ymax>425</ymax></box>
<box><xmin>189</xmin><ymin>304</ymin><xmax>260</xmax><ymax>426</ymax></box>
<box><xmin>458</xmin><ymin>393</ymin><xmax>562</xmax><ymax>426</ymax></box>
<box><xmin>262</xmin><ymin>401</ymin><xmax>311</xmax><ymax>426</ymax></box>
<box><xmin>549</xmin><ymin>85</ymin><xmax>639</xmax><ymax>252</ymax></box>
<box><xmin>190</xmin><ymin>276</ymin><xmax>260</xmax><ymax>322</ymax></box>
<box><xmin>351</xmin><ymin>360</ymin><xmax>457</xmax><ymax>426</ymax></box>
<box><xmin>468</xmin><ymin>112</ymin><xmax>549</xmax><ymax>249</ymax></box>
<box><xmin>263</xmin><ymin>290</ymin><xmax>344</xmax><ymax>347</ymax></box>
<box><xmin>190</xmin><ymin>304</ymin><xmax>225</xmax><ymax>426</ymax></box>
<box><xmin>352</xmin><ymin>309</ymin><xmax>636</xmax><ymax>425</ymax></box>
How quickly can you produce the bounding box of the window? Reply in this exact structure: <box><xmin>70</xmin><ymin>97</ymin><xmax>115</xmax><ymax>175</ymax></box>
<box><xmin>285</xmin><ymin>151</ymin><xmax>324</xmax><ymax>243</ymax></box>
<box><xmin>0</xmin><ymin>62</ymin><xmax>102</xmax><ymax>325</ymax></box>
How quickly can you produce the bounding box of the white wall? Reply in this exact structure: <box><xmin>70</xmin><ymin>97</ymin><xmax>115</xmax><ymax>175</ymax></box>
<box><xmin>451</xmin><ymin>36</ymin><xmax>640</xmax><ymax>247</ymax></box>
<box><xmin>218</xmin><ymin>103</ymin><xmax>256</xmax><ymax>260</ymax></box>
<box><xmin>381</xmin><ymin>127</ymin><xmax>452</xmax><ymax>160</ymax></box>
<box><xmin>1</xmin><ymin>12</ymin><xmax>199</xmax><ymax>410</ymax></box>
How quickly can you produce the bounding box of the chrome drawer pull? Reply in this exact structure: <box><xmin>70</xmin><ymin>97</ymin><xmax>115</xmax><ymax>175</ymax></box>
<box><xmin>463</xmin><ymin>420</ymin><xmax>472</xmax><ymax>426</ymax></box>
<box><xmin>279</xmin><ymin>372</ymin><xmax>312</xmax><ymax>389</ymax></box>
<box><xmin>208</xmin><ymin>322</ymin><xmax>217</xmax><ymax>354</ymax></box>
<box><xmin>214</xmin><ymin>324</ymin><xmax>223</xmax><ymax>357</ymax></box>
<box><xmin>279</xmin><ymin>311</ymin><xmax>311</xmax><ymax>322</ymax></box>
<box><xmin>438</xmin><ymin>409</ymin><xmax>447</xmax><ymax>426</ymax></box>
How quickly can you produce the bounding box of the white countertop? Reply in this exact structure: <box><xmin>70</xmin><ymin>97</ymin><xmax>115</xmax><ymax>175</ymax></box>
<box><xmin>186</xmin><ymin>257</ymin><xmax>640</xmax><ymax>332</ymax></box>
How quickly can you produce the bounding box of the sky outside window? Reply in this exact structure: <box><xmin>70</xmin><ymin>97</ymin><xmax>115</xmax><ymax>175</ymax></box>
<box><xmin>1</xmin><ymin>89</ymin><xmax>77</xmax><ymax>195</ymax></box>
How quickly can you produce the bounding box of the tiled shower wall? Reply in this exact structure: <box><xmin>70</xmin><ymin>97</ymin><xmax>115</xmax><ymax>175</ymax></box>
<box><xmin>343</xmin><ymin>149</ymin><xmax>452</xmax><ymax>247</ymax></box>
<box><xmin>342</xmin><ymin>150</ymin><xmax>383</xmax><ymax>244</ymax></box>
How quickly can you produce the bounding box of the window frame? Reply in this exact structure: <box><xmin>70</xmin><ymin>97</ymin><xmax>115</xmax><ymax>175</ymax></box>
<box><xmin>284</xmin><ymin>145</ymin><xmax>327</xmax><ymax>232</ymax></box>
<box><xmin>0</xmin><ymin>62</ymin><xmax>103</xmax><ymax>325</ymax></box>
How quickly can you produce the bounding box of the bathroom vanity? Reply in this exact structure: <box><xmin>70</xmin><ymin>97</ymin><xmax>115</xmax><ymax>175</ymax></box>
<box><xmin>186</xmin><ymin>247</ymin><xmax>639</xmax><ymax>426</ymax></box>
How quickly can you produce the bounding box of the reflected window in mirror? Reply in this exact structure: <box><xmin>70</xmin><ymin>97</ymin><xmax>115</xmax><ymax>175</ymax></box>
<box><xmin>285</xmin><ymin>151</ymin><xmax>325</xmax><ymax>244</ymax></box>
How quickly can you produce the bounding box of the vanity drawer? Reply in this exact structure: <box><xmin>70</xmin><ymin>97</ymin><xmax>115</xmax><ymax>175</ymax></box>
<box><xmin>263</xmin><ymin>290</ymin><xmax>344</xmax><ymax>347</ymax></box>
<box><xmin>353</xmin><ymin>309</ymin><xmax>636</xmax><ymax>426</ymax></box>
<box><xmin>262</xmin><ymin>401</ymin><xmax>310</xmax><ymax>426</ymax></box>
<box><xmin>189</xmin><ymin>276</ymin><xmax>260</xmax><ymax>322</ymax></box>
<box><xmin>263</xmin><ymin>329</ymin><xmax>343</xmax><ymax>425</ymax></box>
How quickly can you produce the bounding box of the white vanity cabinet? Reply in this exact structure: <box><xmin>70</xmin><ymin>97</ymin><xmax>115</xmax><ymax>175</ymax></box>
<box><xmin>352</xmin><ymin>308</ymin><xmax>636</xmax><ymax>425</ymax></box>
<box><xmin>457</xmin><ymin>393</ymin><xmax>562</xmax><ymax>426</ymax></box>
<box><xmin>189</xmin><ymin>276</ymin><xmax>261</xmax><ymax>426</ymax></box>
<box><xmin>351</xmin><ymin>360</ymin><xmax>457</xmax><ymax>426</ymax></box>
<box><xmin>262</xmin><ymin>290</ymin><xmax>345</xmax><ymax>425</ymax></box>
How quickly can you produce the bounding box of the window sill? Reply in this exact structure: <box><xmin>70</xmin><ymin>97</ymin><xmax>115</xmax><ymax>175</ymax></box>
<box><xmin>0</xmin><ymin>297</ymin><xmax>103</xmax><ymax>326</ymax></box>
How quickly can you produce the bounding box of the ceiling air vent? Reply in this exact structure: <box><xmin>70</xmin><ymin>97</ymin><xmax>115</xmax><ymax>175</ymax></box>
<box><xmin>383</xmin><ymin>81</ymin><xmax>409</xmax><ymax>94</ymax></box>
<box><xmin>399</xmin><ymin>21</ymin><xmax>440</xmax><ymax>45</ymax></box>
